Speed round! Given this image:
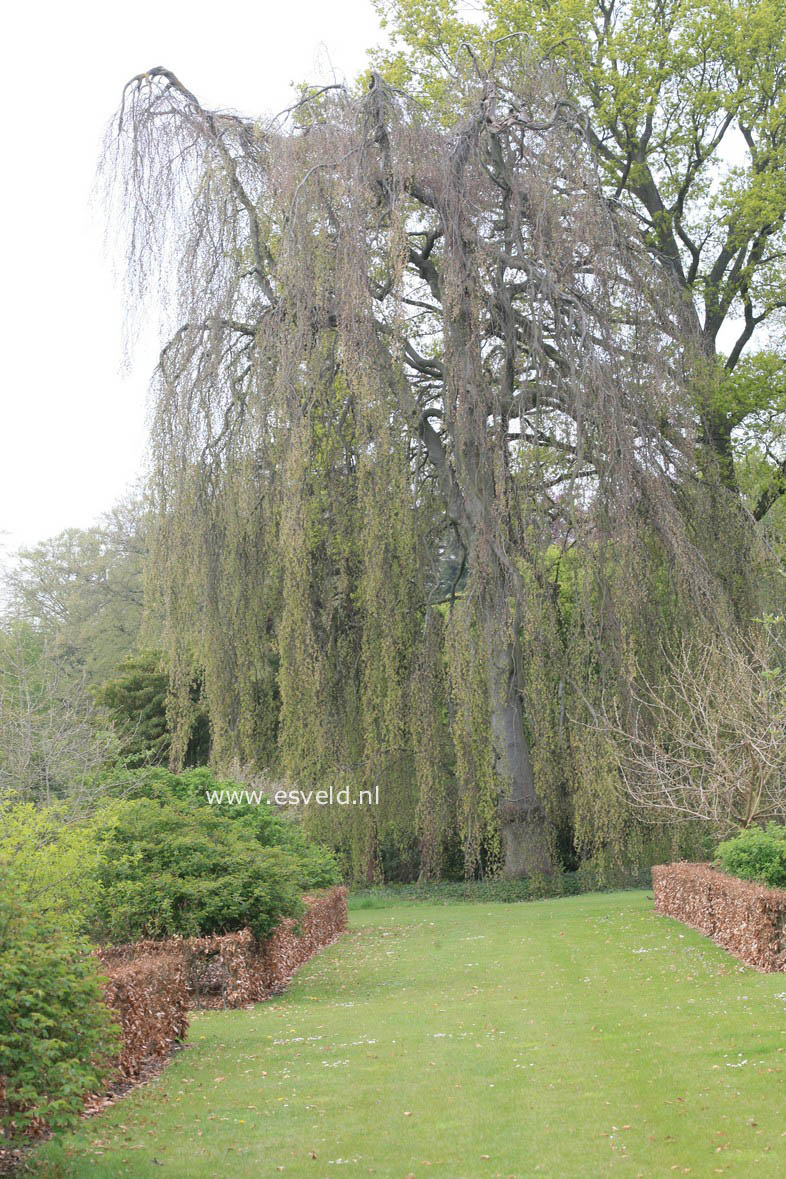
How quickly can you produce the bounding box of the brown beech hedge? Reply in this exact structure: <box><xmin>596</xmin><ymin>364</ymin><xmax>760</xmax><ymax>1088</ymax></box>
<box><xmin>101</xmin><ymin>952</ymin><xmax>189</xmax><ymax>1080</ymax></box>
<box><xmin>652</xmin><ymin>863</ymin><xmax>786</xmax><ymax>971</ymax></box>
<box><xmin>97</xmin><ymin>886</ymin><xmax>347</xmax><ymax>1079</ymax></box>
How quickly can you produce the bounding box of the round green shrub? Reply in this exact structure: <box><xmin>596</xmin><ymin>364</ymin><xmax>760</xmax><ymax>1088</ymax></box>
<box><xmin>0</xmin><ymin>881</ymin><xmax>120</xmax><ymax>1142</ymax></box>
<box><xmin>86</xmin><ymin>792</ymin><xmax>339</xmax><ymax>943</ymax></box>
<box><xmin>714</xmin><ymin>823</ymin><xmax>786</xmax><ymax>889</ymax></box>
<box><xmin>96</xmin><ymin>767</ymin><xmax>340</xmax><ymax>891</ymax></box>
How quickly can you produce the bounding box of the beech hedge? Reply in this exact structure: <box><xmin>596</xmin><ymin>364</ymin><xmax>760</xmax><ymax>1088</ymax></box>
<box><xmin>652</xmin><ymin>862</ymin><xmax>786</xmax><ymax>971</ymax></box>
<box><xmin>98</xmin><ymin>885</ymin><xmax>348</xmax><ymax>1012</ymax></box>
<box><xmin>101</xmin><ymin>952</ymin><xmax>189</xmax><ymax>1079</ymax></box>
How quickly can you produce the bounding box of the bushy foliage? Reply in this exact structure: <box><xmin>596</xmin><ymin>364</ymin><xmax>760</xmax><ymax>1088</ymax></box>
<box><xmin>0</xmin><ymin>882</ymin><xmax>120</xmax><ymax>1142</ymax></box>
<box><xmin>0</xmin><ymin>799</ymin><xmax>103</xmax><ymax>933</ymax></box>
<box><xmin>88</xmin><ymin>799</ymin><xmax>301</xmax><ymax>941</ymax></box>
<box><xmin>85</xmin><ymin>769</ymin><xmax>340</xmax><ymax>942</ymax></box>
<box><xmin>93</xmin><ymin>650</ymin><xmax>170</xmax><ymax>765</ymax></box>
<box><xmin>105</xmin><ymin>767</ymin><xmax>339</xmax><ymax>883</ymax></box>
<box><xmin>714</xmin><ymin>824</ymin><xmax>786</xmax><ymax>889</ymax></box>
<box><xmin>93</xmin><ymin>652</ymin><xmax>210</xmax><ymax>768</ymax></box>
<box><xmin>0</xmin><ymin>770</ymin><xmax>339</xmax><ymax>948</ymax></box>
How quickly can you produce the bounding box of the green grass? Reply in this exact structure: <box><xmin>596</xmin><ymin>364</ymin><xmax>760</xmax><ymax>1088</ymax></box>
<box><xmin>346</xmin><ymin>869</ymin><xmax>651</xmax><ymax>909</ymax></box>
<box><xmin>32</xmin><ymin>891</ymin><xmax>786</xmax><ymax>1177</ymax></box>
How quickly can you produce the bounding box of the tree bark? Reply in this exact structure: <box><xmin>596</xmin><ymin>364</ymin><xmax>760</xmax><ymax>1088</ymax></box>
<box><xmin>414</xmin><ymin>383</ymin><xmax>553</xmax><ymax>876</ymax></box>
<box><xmin>483</xmin><ymin>589</ymin><xmax>552</xmax><ymax>878</ymax></box>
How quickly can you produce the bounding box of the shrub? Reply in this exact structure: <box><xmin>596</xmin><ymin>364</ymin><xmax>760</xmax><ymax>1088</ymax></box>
<box><xmin>86</xmin><ymin>792</ymin><xmax>338</xmax><ymax>942</ymax></box>
<box><xmin>0</xmin><ymin>881</ymin><xmax>120</xmax><ymax>1142</ymax></box>
<box><xmin>98</xmin><ymin>767</ymin><xmax>340</xmax><ymax>891</ymax></box>
<box><xmin>0</xmin><ymin>770</ymin><xmax>340</xmax><ymax>948</ymax></box>
<box><xmin>0</xmin><ymin>799</ymin><xmax>102</xmax><ymax>933</ymax></box>
<box><xmin>714</xmin><ymin>823</ymin><xmax>786</xmax><ymax>889</ymax></box>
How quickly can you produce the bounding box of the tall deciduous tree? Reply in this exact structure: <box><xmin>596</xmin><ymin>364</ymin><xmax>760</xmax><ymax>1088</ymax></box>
<box><xmin>0</xmin><ymin>623</ymin><xmax>119</xmax><ymax>805</ymax></box>
<box><xmin>105</xmin><ymin>56</ymin><xmax>754</xmax><ymax>877</ymax></box>
<box><xmin>6</xmin><ymin>492</ymin><xmax>150</xmax><ymax>683</ymax></box>
<box><xmin>375</xmin><ymin>0</ymin><xmax>786</xmax><ymax>515</ymax></box>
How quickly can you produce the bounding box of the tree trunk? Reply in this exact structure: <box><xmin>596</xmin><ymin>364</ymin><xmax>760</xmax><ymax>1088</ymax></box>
<box><xmin>415</xmin><ymin>320</ymin><xmax>554</xmax><ymax>877</ymax></box>
<box><xmin>483</xmin><ymin>589</ymin><xmax>553</xmax><ymax>879</ymax></box>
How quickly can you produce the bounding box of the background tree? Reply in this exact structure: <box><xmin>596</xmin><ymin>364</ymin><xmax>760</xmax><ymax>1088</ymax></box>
<box><xmin>6</xmin><ymin>490</ymin><xmax>150</xmax><ymax>685</ymax></box>
<box><xmin>0</xmin><ymin>623</ymin><xmax>119</xmax><ymax>805</ymax></box>
<box><xmin>101</xmin><ymin>51</ymin><xmax>758</xmax><ymax>879</ymax></box>
<box><xmin>94</xmin><ymin>649</ymin><xmax>210</xmax><ymax>768</ymax></box>
<box><xmin>374</xmin><ymin>0</ymin><xmax>786</xmax><ymax>538</ymax></box>
<box><xmin>599</xmin><ymin>621</ymin><xmax>786</xmax><ymax>834</ymax></box>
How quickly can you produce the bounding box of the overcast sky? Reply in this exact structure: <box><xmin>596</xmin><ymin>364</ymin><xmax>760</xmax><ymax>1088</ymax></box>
<box><xmin>1</xmin><ymin>0</ymin><xmax>384</xmax><ymax>554</ymax></box>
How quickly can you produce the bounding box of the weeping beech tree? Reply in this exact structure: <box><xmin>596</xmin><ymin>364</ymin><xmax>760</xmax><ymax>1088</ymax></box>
<box><xmin>104</xmin><ymin>50</ymin><xmax>755</xmax><ymax>879</ymax></box>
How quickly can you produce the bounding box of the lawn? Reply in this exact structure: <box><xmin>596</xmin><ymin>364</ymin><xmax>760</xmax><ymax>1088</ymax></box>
<box><xmin>32</xmin><ymin>890</ymin><xmax>786</xmax><ymax>1177</ymax></box>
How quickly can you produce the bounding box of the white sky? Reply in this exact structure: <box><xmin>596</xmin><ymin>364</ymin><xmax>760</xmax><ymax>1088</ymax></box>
<box><xmin>0</xmin><ymin>0</ymin><xmax>384</xmax><ymax>555</ymax></box>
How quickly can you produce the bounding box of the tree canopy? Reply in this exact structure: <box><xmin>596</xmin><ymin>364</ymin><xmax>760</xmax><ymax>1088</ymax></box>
<box><xmin>5</xmin><ymin>492</ymin><xmax>149</xmax><ymax>683</ymax></box>
<box><xmin>375</xmin><ymin>0</ymin><xmax>786</xmax><ymax>511</ymax></box>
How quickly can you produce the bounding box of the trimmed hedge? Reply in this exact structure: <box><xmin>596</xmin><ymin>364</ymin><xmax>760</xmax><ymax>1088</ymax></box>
<box><xmin>652</xmin><ymin>862</ymin><xmax>786</xmax><ymax>971</ymax></box>
<box><xmin>258</xmin><ymin>886</ymin><xmax>348</xmax><ymax>997</ymax></box>
<box><xmin>98</xmin><ymin>886</ymin><xmax>347</xmax><ymax>1019</ymax></box>
<box><xmin>101</xmin><ymin>953</ymin><xmax>189</xmax><ymax>1079</ymax></box>
<box><xmin>0</xmin><ymin>884</ymin><xmax>346</xmax><ymax>1169</ymax></box>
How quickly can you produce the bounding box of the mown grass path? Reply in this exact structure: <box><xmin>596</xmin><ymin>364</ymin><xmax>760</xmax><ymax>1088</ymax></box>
<box><xmin>35</xmin><ymin>891</ymin><xmax>786</xmax><ymax>1177</ymax></box>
